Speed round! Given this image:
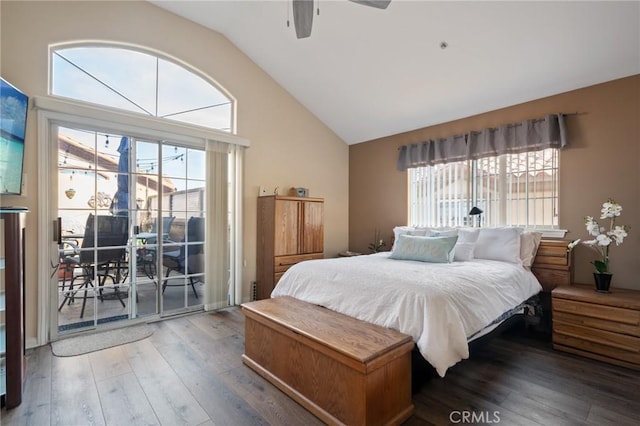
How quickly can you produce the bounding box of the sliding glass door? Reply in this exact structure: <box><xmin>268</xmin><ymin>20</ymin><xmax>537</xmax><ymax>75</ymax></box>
<box><xmin>134</xmin><ymin>139</ymin><xmax>207</xmax><ymax>315</ymax></box>
<box><xmin>54</xmin><ymin>125</ymin><xmax>207</xmax><ymax>334</ymax></box>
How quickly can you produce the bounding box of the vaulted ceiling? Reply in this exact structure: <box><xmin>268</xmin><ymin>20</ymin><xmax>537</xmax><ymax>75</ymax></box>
<box><xmin>150</xmin><ymin>1</ymin><xmax>640</xmax><ymax>145</ymax></box>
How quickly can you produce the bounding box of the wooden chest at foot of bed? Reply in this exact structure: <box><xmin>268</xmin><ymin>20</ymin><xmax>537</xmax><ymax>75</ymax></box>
<box><xmin>242</xmin><ymin>296</ymin><xmax>415</xmax><ymax>426</ymax></box>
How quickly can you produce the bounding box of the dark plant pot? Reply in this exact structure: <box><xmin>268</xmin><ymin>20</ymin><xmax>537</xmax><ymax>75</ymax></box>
<box><xmin>594</xmin><ymin>273</ymin><xmax>612</xmax><ymax>293</ymax></box>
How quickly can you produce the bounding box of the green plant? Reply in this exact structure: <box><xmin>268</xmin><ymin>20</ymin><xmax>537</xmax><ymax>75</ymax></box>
<box><xmin>368</xmin><ymin>229</ymin><xmax>386</xmax><ymax>253</ymax></box>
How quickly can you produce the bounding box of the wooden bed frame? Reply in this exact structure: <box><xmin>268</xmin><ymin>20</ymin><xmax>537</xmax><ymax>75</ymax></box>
<box><xmin>242</xmin><ymin>239</ymin><xmax>573</xmax><ymax>425</ymax></box>
<box><xmin>531</xmin><ymin>239</ymin><xmax>573</xmax><ymax>292</ymax></box>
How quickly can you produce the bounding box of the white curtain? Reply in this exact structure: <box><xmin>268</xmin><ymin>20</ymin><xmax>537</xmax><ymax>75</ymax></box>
<box><xmin>203</xmin><ymin>141</ymin><xmax>244</xmax><ymax>310</ymax></box>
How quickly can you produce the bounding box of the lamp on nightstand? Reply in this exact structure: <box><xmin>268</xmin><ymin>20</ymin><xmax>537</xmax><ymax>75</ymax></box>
<box><xmin>469</xmin><ymin>206</ymin><xmax>483</xmax><ymax>227</ymax></box>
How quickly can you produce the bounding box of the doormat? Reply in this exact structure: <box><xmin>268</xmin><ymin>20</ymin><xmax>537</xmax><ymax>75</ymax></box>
<box><xmin>51</xmin><ymin>323</ymin><xmax>153</xmax><ymax>357</ymax></box>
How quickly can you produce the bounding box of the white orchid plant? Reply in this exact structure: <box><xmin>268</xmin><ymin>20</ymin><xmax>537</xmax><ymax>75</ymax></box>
<box><xmin>567</xmin><ymin>199</ymin><xmax>630</xmax><ymax>274</ymax></box>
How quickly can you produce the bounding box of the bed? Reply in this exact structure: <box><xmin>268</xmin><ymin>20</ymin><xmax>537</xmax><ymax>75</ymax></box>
<box><xmin>271</xmin><ymin>229</ymin><xmax>572</xmax><ymax>378</ymax></box>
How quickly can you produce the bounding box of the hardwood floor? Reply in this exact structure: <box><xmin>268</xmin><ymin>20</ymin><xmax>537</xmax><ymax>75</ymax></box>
<box><xmin>2</xmin><ymin>308</ymin><xmax>638</xmax><ymax>425</ymax></box>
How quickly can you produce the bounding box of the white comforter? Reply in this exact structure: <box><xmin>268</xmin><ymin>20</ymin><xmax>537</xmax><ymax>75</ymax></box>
<box><xmin>271</xmin><ymin>253</ymin><xmax>542</xmax><ymax>377</ymax></box>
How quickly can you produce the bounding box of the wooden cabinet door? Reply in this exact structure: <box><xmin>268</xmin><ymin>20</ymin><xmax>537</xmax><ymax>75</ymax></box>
<box><xmin>302</xmin><ymin>201</ymin><xmax>324</xmax><ymax>254</ymax></box>
<box><xmin>274</xmin><ymin>199</ymin><xmax>300</xmax><ymax>256</ymax></box>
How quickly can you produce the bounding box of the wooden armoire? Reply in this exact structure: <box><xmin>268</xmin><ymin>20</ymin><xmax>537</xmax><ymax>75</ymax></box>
<box><xmin>256</xmin><ymin>196</ymin><xmax>324</xmax><ymax>300</ymax></box>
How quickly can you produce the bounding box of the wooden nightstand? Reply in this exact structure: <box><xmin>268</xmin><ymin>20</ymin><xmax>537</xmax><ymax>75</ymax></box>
<box><xmin>552</xmin><ymin>284</ymin><xmax>640</xmax><ymax>370</ymax></box>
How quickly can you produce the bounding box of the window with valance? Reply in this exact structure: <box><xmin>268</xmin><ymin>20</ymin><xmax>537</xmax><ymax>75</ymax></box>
<box><xmin>400</xmin><ymin>114</ymin><xmax>568</xmax><ymax>229</ymax></box>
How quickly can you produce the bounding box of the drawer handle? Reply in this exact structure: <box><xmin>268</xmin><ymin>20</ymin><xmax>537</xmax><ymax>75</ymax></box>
<box><xmin>278</xmin><ymin>261</ymin><xmax>298</xmax><ymax>266</ymax></box>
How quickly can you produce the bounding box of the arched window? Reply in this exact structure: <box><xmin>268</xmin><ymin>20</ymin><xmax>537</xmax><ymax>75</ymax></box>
<box><xmin>50</xmin><ymin>43</ymin><xmax>234</xmax><ymax>132</ymax></box>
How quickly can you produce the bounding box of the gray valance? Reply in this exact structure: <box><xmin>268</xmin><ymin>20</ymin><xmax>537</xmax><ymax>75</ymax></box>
<box><xmin>397</xmin><ymin>114</ymin><xmax>568</xmax><ymax>171</ymax></box>
<box><xmin>397</xmin><ymin>135</ymin><xmax>467</xmax><ymax>170</ymax></box>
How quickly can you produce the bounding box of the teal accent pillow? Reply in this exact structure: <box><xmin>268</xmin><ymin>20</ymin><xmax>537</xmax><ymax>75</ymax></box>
<box><xmin>389</xmin><ymin>235</ymin><xmax>459</xmax><ymax>263</ymax></box>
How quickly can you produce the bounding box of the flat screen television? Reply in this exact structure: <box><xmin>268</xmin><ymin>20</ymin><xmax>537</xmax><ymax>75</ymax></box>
<box><xmin>0</xmin><ymin>77</ymin><xmax>28</xmax><ymax>195</ymax></box>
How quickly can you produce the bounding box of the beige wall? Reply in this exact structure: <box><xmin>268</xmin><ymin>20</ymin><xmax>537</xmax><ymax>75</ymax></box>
<box><xmin>350</xmin><ymin>75</ymin><xmax>640</xmax><ymax>290</ymax></box>
<box><xmin>1</xmin><ymin>1</ymin><xmax>349</xmax><ymax>344</ymax></box>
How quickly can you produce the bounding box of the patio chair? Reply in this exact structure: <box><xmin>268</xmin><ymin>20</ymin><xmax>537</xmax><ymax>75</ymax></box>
<box><xmin>58</xmin><ymin>214</ymin><xmax>129</xmax><ymax>318</ymax></box>
<box><xmin>136</xmin><ymin>216</ymin><xmax>175</xmax><ymax>278</ymax></box>
<box><xmin>161</xmin><ymin>216</ymin><xmax>204</xmax><ymax>298</ymax></box>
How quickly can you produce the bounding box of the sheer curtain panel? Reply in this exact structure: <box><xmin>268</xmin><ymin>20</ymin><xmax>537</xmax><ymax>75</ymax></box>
<box><xmin>204</xmin><ymin>141</ymin><xmax>244</xmax><ymax>310</ymax></box>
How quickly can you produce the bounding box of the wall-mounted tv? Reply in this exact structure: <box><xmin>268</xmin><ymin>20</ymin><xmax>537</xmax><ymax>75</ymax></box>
<box><xmin>0</xmin><ymin>77</ymin><xmax>28</xmax><ymax>195</ymax></box>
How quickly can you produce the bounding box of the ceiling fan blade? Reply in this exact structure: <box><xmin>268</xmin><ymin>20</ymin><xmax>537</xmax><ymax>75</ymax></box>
<box><xmin>292</xmin><ymin>0</ymin><xmax>314</xmax><ymax>39</ymax></box>
<box><xmin>349</xmin><ymin>0</ymin><xmax>391</xmax><ymax>9</ymax></box>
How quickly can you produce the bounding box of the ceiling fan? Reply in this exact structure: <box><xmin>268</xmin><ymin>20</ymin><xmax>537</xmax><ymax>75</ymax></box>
<box><xmin>292</xmin><ymin>0</ymin><xmax>391</xmax><ymax>39</ymax></box>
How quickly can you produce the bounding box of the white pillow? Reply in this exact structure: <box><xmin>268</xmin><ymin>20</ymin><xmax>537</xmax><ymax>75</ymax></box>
<box><xmin>392</xmin><ymin>226</ymin><xmax>428</xmax><ymax>250</ymax></box>
<box><xmin>474</xmin><ymin>227</ymin><xmax>524</xmax><ymax>264</ymax></box>
<box><xmin>426</xmin><ymin>228</ymin><xmax>458</xmax><ymax>238</ymax></box>
<box><xmin>453</xmin><ymin>242</ymin><xmax>476</xmax><ymax>262</ymax></box>
<box><xmin>456</xmin><ymin>227</ymin><xmax>480</xmax><ymax>243</ymax></box>
<box><xmin>390</xmin><ymin>235</ymin><xmax>458</xmax><ymax>263</ymax></box>
<box><xmin>520</xmin><ymin>231</ymin><xmax>543</xmax><ymax>268</ymax></box>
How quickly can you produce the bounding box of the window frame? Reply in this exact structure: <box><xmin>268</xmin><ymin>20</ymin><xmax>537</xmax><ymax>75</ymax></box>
<box><xmin>408</xmin><ymin>148</ymin><xmax>566</xmax><ymax>237</ymax></box>
<box><xmin>36</xmin><ymin>96</ymin><xmax>248</xmax><ymax>344</ymax></box>
<box><xmin>37</xmin><ymin>40</ymin><xmax>249</xmax><ymax>342</ymax></box>
<box><xmin>49</xmin><ymin>41</ymin><xmax>236</xmax><ymax>134</ymax></box>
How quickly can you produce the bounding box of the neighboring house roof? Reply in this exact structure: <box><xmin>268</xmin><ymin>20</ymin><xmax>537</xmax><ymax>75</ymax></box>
<box><xmin>58</xmin><ymin>134</ymin><xmax>177</xmax><ymax>193</ymax></box>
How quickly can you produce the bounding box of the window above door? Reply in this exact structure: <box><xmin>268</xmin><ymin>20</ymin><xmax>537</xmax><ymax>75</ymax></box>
<box><xmin>50</xmin><ymin>42</ymin><xmax>234</xmax><ymax>133</ymax></box>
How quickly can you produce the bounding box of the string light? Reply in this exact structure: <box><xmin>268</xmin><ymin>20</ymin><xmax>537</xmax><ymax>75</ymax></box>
<box><xmin>59</xmin><ymin>129</ymin><xmax>188</xmax><ymax>176</ymax></box>
<box><xmin>135</xmin><ymin>153</ymin><xmax>185</xmax><ymax>173</ymax></box>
